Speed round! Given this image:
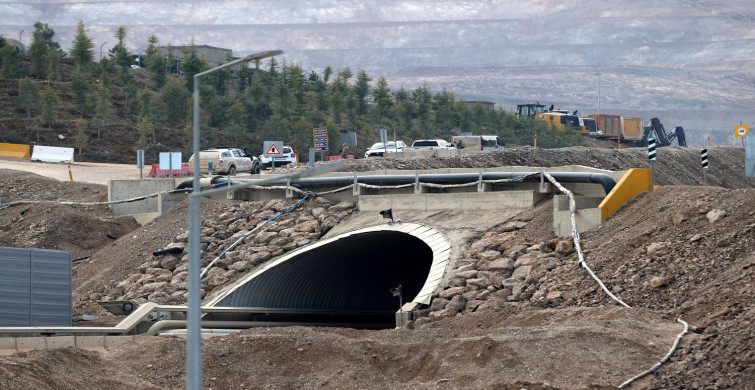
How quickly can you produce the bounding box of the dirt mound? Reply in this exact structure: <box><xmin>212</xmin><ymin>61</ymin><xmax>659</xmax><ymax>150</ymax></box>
<box><xmin>0</xmin><ymin>171</ymin><xmax>140</xmax><ymax>260</ymax></box>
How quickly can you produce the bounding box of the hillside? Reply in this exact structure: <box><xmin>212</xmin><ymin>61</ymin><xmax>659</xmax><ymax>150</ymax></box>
<box><xmin>2</xmin><ymin>0</ymin><xmax>753</xmax><ymax>145</ymax></box>
<box><xmin>0</xmin><ymin>146</ymin><xmax>753</xmax><ymax>388</ymax></box>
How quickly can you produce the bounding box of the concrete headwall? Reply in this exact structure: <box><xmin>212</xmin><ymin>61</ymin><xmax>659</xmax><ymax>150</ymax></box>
<box><xmin>359</xmin><ymin>191</ymin><xmax>544</xmax><ymax>212</ymax></box>
<box><xmin>108</xmin><ymin>179</ymin><xmax>185</xmax><ymax>216</ymax></box>
<box><xmin>553</xmin><ymin>195</ymin><xmax>604</xmax><ymax>237</ymax></box>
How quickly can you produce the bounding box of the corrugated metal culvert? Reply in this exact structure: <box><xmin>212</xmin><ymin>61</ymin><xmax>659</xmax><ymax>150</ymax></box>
<box><xmin>207</xmin><ymin>223</ymin><xmax>451</xmax><ymax>328</ymax></box>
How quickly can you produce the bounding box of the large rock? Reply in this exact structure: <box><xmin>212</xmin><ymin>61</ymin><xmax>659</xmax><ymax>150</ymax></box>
<box><xmin>650</xmin><ymin>276</ymin><xmax>670</xmax><ymax>288</ymax></box>
<box><xmin>218</xmin><ymin>211</ymin><xmax>235</xmax><ymax>221</ymax></box>
<box><xmin>160</xmin><ymin>255</ymin><xmax>182</xmax><ymax>271</ymax></box>
<box><xmin>478</xmin><ymin>250</ymin><xmax>502</xmax><ymax>262</ymax></box>
<box><xmin>138</xmin><ymin>281</ymin><xmax>168</xmax><ymax>295</ymax></box>
<box><xmin>295</xmin><ymin>220</ymin><xmax>319</xmax><ymax>233</ymax></box>
<box><xmin>255</xmin><ymin>231</ymin><xmax>278</xmax><ymax>244</ymax></box>
<box><xmin>437</xmin><ymin>286</ymin><xmax>465</xmax><ymax>299</ymax></box>
<box><xmin>247</xmin><ymin>251</ymin><xmax>271</xmax><ymax>264</ymax></box>
<box><xmin>514</xmin><ymin>252</ymin><xmax>541</xmax><ymax>267</ymax></box>
<box><xmin>512</xmin><ymin>265</ymin><xmax>533</xmax><ymax>280</ymax></box>
<box><xmin>445</xmin><ymin>295</ymin><xmax>467</xmax><ymax>313</ymax></box>
<box><xmin>466</xmin><ymin>277</ymin><xmax>491</xmax><ymax>289</ymax></box>
<box><xmin>431</xmin><ymin>298</ymin><xmax>450</xmax><ymax>311</ymax></box>
<box><xmin>455</xmin><ymin>270</ymin><xmax>478</xmax><ymax>279</ymax></box>
<box><xmin>229</xmin><ymin>260</ymin><xmax>252</xmax><ymax>272</ymax></box>
<box><xmin>555</xmin><ymin>240</ymin><xmax>574</xmax><ymax>255</ymax></box>
<box><xmin>538</xmin><ymin>257</ymin><xmax>562</xmax><ymax>271</ymax></box>
<box><xmin>500</xmin><ymin>221</ymin><xmax>527</xmax><ymax>232</ymax></box>
<box><xmin>311</xmin><ymin>207</ymin><xmax>327</xmax><ymax>218</ymax></box>
<box><xmin>487</xmin><ymin>258</ymin><xmax>515</xmax><ymax>272</ymax></box>
<box><xmin>646</xmin><ymin>242</ymin><xmax>667</xmax><ymax>258</ymax></box>
<box><xmin>329</xmin><ymin>201</ymin><xmax>355</xmax><ymax>211</ymax></box>
<box><xmin>706</xmin><ymin>209</ymin><xmax>727</xmax><ymax>223</ymax></box>
<box><xmin>269</xmin><ymin>236</ymin><xmax>290</xmax><ymax>247</ymax></box>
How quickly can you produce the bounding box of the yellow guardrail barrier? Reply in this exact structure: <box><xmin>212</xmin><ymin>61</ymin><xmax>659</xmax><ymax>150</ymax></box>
<box><xmin>599</xmin><ymin>168</ymin><xmax>652</xmax><ymax>220</ymax></box>
<box><xmin>0</xmin><ymin>143</ymin><xmax>31</xmax><ymax>159</ymax></box>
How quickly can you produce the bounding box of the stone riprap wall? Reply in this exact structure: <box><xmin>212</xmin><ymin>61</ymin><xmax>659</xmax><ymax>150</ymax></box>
<box><xmin>104</xmin><ymin>198</ymin><xmax>357</xmax><ymax>305</ymax></box>
<box><xmin>413</xmin><ymin>223</ymin><xmax>575</xmax><ymax>328</ymax></box>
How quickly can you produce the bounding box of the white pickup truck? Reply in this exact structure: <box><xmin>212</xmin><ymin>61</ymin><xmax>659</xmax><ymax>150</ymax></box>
<box><xmin>409</xmin><ymin>139</ymin><xmax>452</xmax><ymax>149</ymax></box>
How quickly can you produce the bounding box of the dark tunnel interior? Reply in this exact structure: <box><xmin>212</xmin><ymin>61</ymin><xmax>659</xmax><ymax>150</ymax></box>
<box><xmin>209</xmin><ymin>231</ymin><xmax>435</xmax><ymax>328</ymax></box>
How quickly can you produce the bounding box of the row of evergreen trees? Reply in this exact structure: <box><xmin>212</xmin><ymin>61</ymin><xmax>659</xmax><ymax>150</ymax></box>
<box><xmin>0</xmin><ymin>22</ymin><xmax>584</xmax><ymax>160</ymax></box>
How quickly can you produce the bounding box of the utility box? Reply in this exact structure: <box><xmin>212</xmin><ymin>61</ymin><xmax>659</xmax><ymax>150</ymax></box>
<box><xmin>0</xmin><ymin>247</ymin><xmax>72</xmax><ymax>327</ymax></box>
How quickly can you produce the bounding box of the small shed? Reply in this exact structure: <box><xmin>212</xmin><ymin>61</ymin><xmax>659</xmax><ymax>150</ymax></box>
<box><xmin>0</xmin><ymin>247</ymin><xmax>72</xmax><ymax>327</ymax></box>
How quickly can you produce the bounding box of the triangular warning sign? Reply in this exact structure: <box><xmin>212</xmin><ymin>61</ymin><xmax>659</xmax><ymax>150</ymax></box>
<box><xmin>266</xmin><ymin>144</ymin><xmax>281</xmax><ymax>154</ymax></box>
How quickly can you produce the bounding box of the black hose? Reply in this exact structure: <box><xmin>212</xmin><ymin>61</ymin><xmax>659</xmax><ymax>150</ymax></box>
<box><xmin>153</xmin><ymin>247</ymin><xmax>183</xmax><ymax>256</ymax></box>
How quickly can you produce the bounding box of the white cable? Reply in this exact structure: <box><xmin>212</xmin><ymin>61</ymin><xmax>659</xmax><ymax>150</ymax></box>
<box><xmin>543</xmin><ymin>172</ymin><xmax>689</xmax><ymax>388</ymax></box>
<box><xmin>618</xmin><ymin>318</ymin><xmax>689</xmax><ymax>388</ymax></box>
<box><xmin>543</xmin><ymin>172</ymin><xmax>630</xmax><ymax>308</ymax></box>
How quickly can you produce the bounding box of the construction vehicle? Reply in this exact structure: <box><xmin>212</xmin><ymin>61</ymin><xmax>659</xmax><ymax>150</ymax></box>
<box><xmin>518</xmin><ymin>103</ymin><xmax>685</xmax><ymax>147</ymax></box>
<box><xmin>517</xmin><ymin>103</ymin><xmax>584</xmax><ymax>132</ymax></box>
<box><xmin>639</xmin><ymin>118</ymin><xmax>687</xmax><ymax>147</ymax></box>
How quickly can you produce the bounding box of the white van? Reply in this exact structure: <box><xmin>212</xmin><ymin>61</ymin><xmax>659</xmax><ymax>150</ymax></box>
<box><xmin>451</xmin><ymin>135</ymin><xmax>505</xmax><ymax>152</ymax></box>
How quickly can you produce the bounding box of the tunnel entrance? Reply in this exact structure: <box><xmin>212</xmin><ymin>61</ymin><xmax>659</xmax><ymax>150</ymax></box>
<box><xmin>206</xmin><ymin>223</ymin><xmax>451</xmax><ymax>329</ymax></box>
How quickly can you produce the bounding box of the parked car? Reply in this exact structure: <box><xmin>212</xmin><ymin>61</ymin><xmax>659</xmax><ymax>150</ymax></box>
<box><xmin>259</xmin><ymin>145</ymin><xmax>296</xmax><ymax>169</ymax></box>
<box><xmin>410</xmin><ymin>139</ymin><xmax>453</xmax><ymax>149</ymax></box>
<box><xmin>188</xmin><ymin>147</ymin><xmax>260</xmax><ymax>175</ymax></box>
<box><xmin>364</xmin><ymin>141</ymin><xmax>407</xmax><ymax>158</ymax></box>
<box><xmin>450</xmin><ymin>135</ymin><xmax>505</xmax><ymax>152</ymax></box>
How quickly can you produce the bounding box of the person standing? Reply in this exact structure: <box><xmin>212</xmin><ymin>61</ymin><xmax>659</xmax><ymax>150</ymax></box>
<box><xmin>340</xmin><ymin>143</ymin><xmax>350</xmax><ymax>158</ymax></box>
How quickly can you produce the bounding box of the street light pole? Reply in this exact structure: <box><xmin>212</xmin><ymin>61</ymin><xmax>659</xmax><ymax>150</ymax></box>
<box><xmin>100</xmin><ymin>42</ymin><xmax>107</xmax><ymax>62</ymax></box>
<box><xmin>187</xmin><ymin>50</ymin><xmax>282</xmax><ymax>390</ymax></box>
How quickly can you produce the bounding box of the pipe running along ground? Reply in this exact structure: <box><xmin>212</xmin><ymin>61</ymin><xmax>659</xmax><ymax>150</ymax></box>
<box><xmin>176</xmin><ymin>172</ymin><xmax>616</xmax><ymax>195</ymax></box>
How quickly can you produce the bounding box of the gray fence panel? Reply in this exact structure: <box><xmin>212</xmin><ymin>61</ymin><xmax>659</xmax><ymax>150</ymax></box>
<box><xmin>0</xmin><ymin>248</ymin><xmax>32</xmax><ymax>326</ymax></box>
<box><xmin>30</xmin><ymin>249</ymin><xmax>72</xmax><ymax>326</ymax></box>
<box><xmin>0</xmin><ymin>247</ymin><xmax>71</xmax><ymax>327</ymax></box>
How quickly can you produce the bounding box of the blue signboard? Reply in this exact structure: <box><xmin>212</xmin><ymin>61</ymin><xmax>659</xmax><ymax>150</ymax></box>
<box><xmin>313</xmin><ymin>128</ymin><xmax>328</xmax><ymax>152</ymax></box>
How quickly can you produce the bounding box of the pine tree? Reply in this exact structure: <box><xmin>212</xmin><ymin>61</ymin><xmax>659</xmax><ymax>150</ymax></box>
<box><xmin>70</xmin><ymin>21</ymin><xmax>94</xmax><ymax>69</ymax></box>
<box><xmin>47</xmin><ymin>46</ymin><xmax>62</xmax><ymax>80</ymax></box>
<box><xmin>109</xmin><ymin>26</ymin><xmax>132</xmax><ymax>69</ymax></box>
<box><xmin>29</xmin><ymin>22</ymin><xmax>58</xmax><ymax>78</ymax></box>
<box><xmin>17</xmin><ymin>78</ymin><xmax>37</xmax><ymax>119</ymax></box>
<box><xmin>93</xmin><ymin>85</ymin><xmax>112</xmax><ymax>140</ymax></box>
<box><xmin>134</xmin><ymin>116</ymin><xmax>153</xmax><ymax>153</ymax></box>
<box><xmin>145</xmin><ymin>35</ymin><xmax>166</xmax><ymax>87</ymax></box>
<box><xmin>1</xmin><ymin>42</ymin><xmax>25</xmax><ymax>78</ymax></box>
<box><xmin>38</xmin><ymin>88</ymin><xmax>58</xmax><ymax>130</ymax></box>
<box><xmin>161</xmin><ymin>80</ymin><xmax>188</xmax><ymax>124</ymax></box>
<box><xmin>71</xmin><ymin>68</ymin><xmax>94</xmax><ymax>115</ymax></box>
<box><xmin>73</xmin><ymin>118</ymin><xmax>89</xmax><ymax>155</ymax></box>
<box><xmin>354</xmin><ymin>70</ymin><xmax>371</xmax><ymax>118</ymax></box>
<box><xmin>181</xmin><ymin>45</ymin><xmax>206</xmax><ymax>91</ymax></box>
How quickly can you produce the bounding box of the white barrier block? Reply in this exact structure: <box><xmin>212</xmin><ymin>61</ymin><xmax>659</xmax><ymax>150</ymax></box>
<box><xmin>31</xmin><ymin>145</ymin><xmax>75</xmax><ymax>163</ymax></box>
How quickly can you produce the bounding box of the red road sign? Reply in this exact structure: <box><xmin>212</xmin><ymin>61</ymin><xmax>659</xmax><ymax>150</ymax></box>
<box><xmin>266</xmin><ymin>144</ymin><xmax>281</xmax><ymax>154</ymax></box>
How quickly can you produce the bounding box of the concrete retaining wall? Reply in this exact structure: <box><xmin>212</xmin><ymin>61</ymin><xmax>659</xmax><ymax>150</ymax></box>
<box><xmin>359</xmin><ymin>191</ymin><xmax>543</xmax><ymax>212</ymax></box>
<box><xmin>553</xmin><ymin>195</ymin><xmax>604</xmax><ymax>237</ymax></box>
<box><xmin>108</xmin><ymin>179</ymin><xmax>181</xmax><ymax>215</ymax></box>
<box><xmin>0</xmin><ymin>335</ymin><xmax>151</xmax><ymax>355</ymax></box>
